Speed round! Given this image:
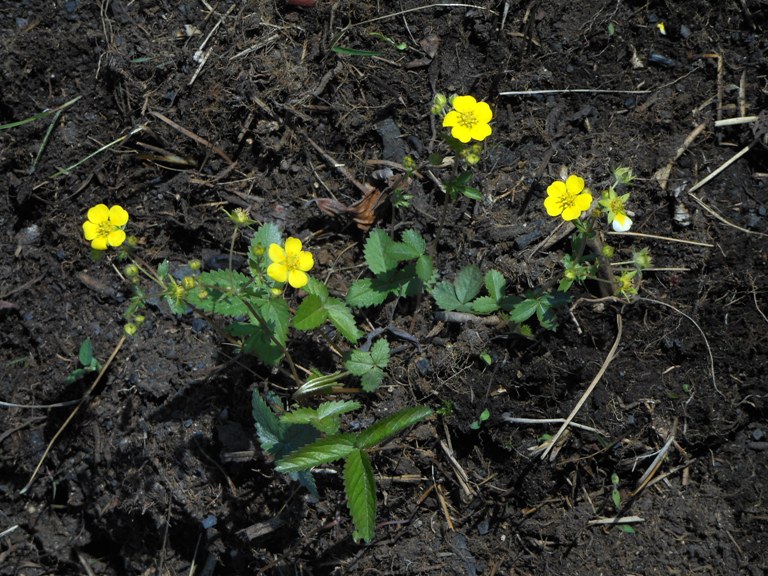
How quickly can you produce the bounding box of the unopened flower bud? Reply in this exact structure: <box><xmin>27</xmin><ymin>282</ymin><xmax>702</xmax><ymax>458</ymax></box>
<box><xmin>124</xmin><ymin>323</ymin><xmax>138</xmax><ymax>336</ymax></box>
<box><xmin>124</xmin><ymin>264</ymin><xmax>139</xmax><ymax>278</ymax></box>
<box><xmin>182</xmin><ymin>276</ymin><xmax>196</xmax><ymax>290</ymax></box>
<box><xmin>188</xmin><ymin>259</ymin><xmax>202</xmax><ymax>271</ymax></box>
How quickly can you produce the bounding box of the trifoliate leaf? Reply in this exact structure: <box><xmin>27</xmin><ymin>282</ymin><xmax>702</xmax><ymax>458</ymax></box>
<box><xmin>363</xmin><ymin>229</ymin><xmax>399</xmax><ymax>274</ymax></box>
<box><xmin>484</xmin><ymin>270</ymin><xmax>506</xmax><ymax>302</ymax></box>
<box><xmin>431</xmin><ymin>281</ymin><xmax>465</xmax><ymax>312</ymax></box>
<box><xmin>369</xmin><ymin>338</ymin><xmax>390</xmax><ymax>368</ymax></box>
<box><xmin>344</xmin><ymin>449</ymin><xmax>376</xmax><ymax>543</ymax></box>
<box><xmin>325</xmin><ymin>298</ymin><xmax>363</xmax><ymax>342</ymax></box>
<box><xmin>293</xmin><ymin>295</ymin><xmax>328</xmax><ymax>331</ymax></box>
<box><xmin>275</xmin><ymin>435</ymin><xmax>356</xmax><ymax>473</ymax></box>
<box><xmin>344</xmin><ymin>349</ymin><xmax>375</xmax><ymax>376</ymax></box>
<box><xmin>355</xmin><ymin>406</ymin><xmax>432</xmax><ymax>449</ymax></box>
<box><xmin>454</xmin><ymin>265</ymin><xmax>483</xmax><ymax>304</ymax></box>
<box><xmin>400</xmin><ymin>229</ymin><xmax>426</xmax><ymax>256</ymax></box>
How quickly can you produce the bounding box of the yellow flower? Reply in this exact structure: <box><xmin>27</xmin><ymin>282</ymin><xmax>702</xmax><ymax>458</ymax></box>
<box><xmin>599</xmin><ymin>189</ymin><xmax>633</xmax><ymax>232</ymax></box>
<box><xmin>82</xmin><ymin>204</ymin><xmax>129</xmax><ymax>250</ymax></box>
<box><xmin>442</xmin><ymin>95</ymin><xmax>493</xmax><ymax>143</ymax></box>
<box><xmin>544</xmin><ymin>175</ymin><xmax>593</xmax><ymax>221</ymax></box>
<box><xmin>267</xmin><ymin>237</ymin><xmax>314</xmax><ymax>289</ymax></box>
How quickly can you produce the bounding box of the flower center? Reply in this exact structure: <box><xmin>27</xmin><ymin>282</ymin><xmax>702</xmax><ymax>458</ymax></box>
<box><xmin>456</xmin><ymin>110</ymin><xmax>478</xmax><ymax>129</ymax></box>
<box><xmin>285</xmin><ymin>253</ymin><xmax>300</xmax><ymax>269</ymax></box>
<box><xmin>97</xmin><ymin>221</ymin><xmax>115</xmax><ymax>237</ymax></box>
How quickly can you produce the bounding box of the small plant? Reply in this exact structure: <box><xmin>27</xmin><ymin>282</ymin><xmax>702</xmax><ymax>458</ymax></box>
<box><xmin>64</xmin><ymin>338</ymin><xmax>102</xmax><ymax>384</ymax></box>
<box><xmin>346</xmin><ymin>229</ymin><xmax>435</xmax><ymax>307</ymax></box>
<box><xmin>258</xmin><ymin>395</ymin><xmax>432</xmax><ymax>543</ymax></box>
<box><xmin>610</xmin><ymin>472</ymin><xmax>636</xmax><ymax>533</ymax></box>
<box><xmin>469</xmin><ymin>408</ymin><xmax>490</xmax><ymax>430</ymax></box>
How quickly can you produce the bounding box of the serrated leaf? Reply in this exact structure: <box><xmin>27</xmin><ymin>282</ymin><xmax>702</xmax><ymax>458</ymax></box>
<box><xmin>369</xmin><ymin>339</ymin><xmax>390</xmax><ymax>368</ymax></box>
<box><xmin>344</xmin><ymin>449</ymin><xmax>376</xmax><ymax>543</ymax></box>
<box><xmin>164</xmin><ymin>293</ymin><xmax>189</xmax><ymax>315</ymax></box>
<box><xmin>471</xmin><ymin>296</ymin><xmax>499</xmax><ymax>314</ymax></box>
<box><xmin>250</xmin><ymin>223</ymin><xmax>282</xmax><ymax>274</ymax></box>
<box><xmin>240</xmin><ymin>298</ymin><xmax>291</xmax><ymax>365</ymax></box>
<box><xmin>303</xmin><ymin>276</ymin><xmax>329</xmax><ymax>300</ymax></box>
<box><xmin>415</xmin><ymin>254</ymin><xmax>435</xmax><ymax>283</ymax></box>
<box><xmin>484</xmin><ymin>270</ymin><xmax>506</xmax><ymax>301</ymax></box>
<box><xmin>347</xmin><ymin>278</ymin><xmax>389</xmax><ymax>307</ymax></box>
<box><xmin>344</xmin><ymin>349</ymin><xmax>374</xmax><ymax>376</ymax></box>
<box><xmin>156</xmin><ymin>260</ymin><xmax>169</xmax><ymax>278</ymax></box>
<box><xmin>364</xmin><ymin>229</ymin><xmax>399</xmax><ymax>274</ymax></box>
<box><xmin>78</xmin><ymin>338</ymin><xmax>93</xmax><ymax>366</ymax></box>
<box><xmin>295</xmin><ymin>470</ymin><xmax>319</xmax><ymax>500</ymax></box>
<box><xmin>454</xmin><ymin>265</ymin><xmax>483</xmax><ymax>304</ymax></box>
<box><xmin>316</xmin><ymin>400</ymin><xmax>361</xmax><ymax>420</ymax></box>
<box><xmin>355</xmin><ymin>406</ymin><xmax>432</xmax><ymax>449</ymax></box>
<box><xmin>252</xmin><ymin>391</ymin><xmax>282</xmax><ymax>453</ymax></box>
<box><xmin>275</xmin><ymin>423</ymin><xmax>320</xmax><ymax>460</ymax></box>
<box><xmin>293</xmin><ymin>295</ymin><xmax>328</xmax><ymax>331</ymax></box>
<box><xmin>325</xmin><ymin>298</ymin><xmax>362</xmax><ymax>342</ymax></box>
<box><xmin>431</xmin><ymin>281</ymin><xmax>464</xmax><ymax>312</ymax></box>
<box><xmin>185</xmin><ymin>270</ymin><xmax>253</xmax><ymax>317</ymax></box>
<box><xmin>279</xmin><ymin>407</ymin><xmax>320</xmax><ymax>426</ymax></box>
<box><xmin>387</xmin><ymin>241</ymin><xmax>421</xmax><ymax>262</ymax></box>
<box><xmin>275</xmin><ymin>435</ymin><xmax>356</xmax><ymax>473</ymax></box>
<box><xmin>360</xmin><ymin>367</ymin><xmax>384</xmax><ymax>392</ymax></box>
<box><xmin>508</xmin><ymin>298</ymin><xmax>539</xmax><ymax>324</ymax></box>
<box><xmin>400</xmin><ymin>229</ymin><xmax>426</xmax><ymax>256</ymax></box>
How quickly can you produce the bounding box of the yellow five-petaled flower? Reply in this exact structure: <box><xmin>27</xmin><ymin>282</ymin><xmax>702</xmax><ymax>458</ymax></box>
<box><xmin>442</xmin><ymin>95</ymin><xmax>493</xmax><ymax>143</ymax></box>
<box><xmin>544</xmin><ymin>175</ymin><xmax>593</xmax><ymax>221</ymax></box>
<box><xmin>82</xmin><ymin>204</ymin><xmax>129</xmax><ymax>250</ymax></box>
<box><xmin>267</xmin><ymin>237</ymin><xmax>314</xmax><ymax>289</ymax></box>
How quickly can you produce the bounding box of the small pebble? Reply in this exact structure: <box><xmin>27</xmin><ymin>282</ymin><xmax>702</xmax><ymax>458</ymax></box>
<box><xmin>416</xmin><ymin>357</ymin><xmax>431</xmax><ymax>375</ymax></box>
<box><xmin>201</xmin><ymin>515</ymin><xmax>217</xmax><ymax>529</ymax></box>
<box><xmin>751</xmin><ymin>429</ymin><xmax>765</xmax><ymax>442</ymax></box>
<box><xmin>680</xmin><ymin>25</ymin><xmax>692</xmax><ymax>39</ymax></box>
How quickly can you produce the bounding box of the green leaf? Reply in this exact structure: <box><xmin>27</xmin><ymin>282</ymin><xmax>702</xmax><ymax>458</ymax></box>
<box><xmin>369</xmin><ymin>339</ymin><xmax>390</xmax><ymax>368</ymax></box>
<box><xmin>355</xmin><ymin>406</ymin><xmax>432</xmax><ymax>449</ymax></box>
<box><xmin>293</xmin><ymin>295</ymin><xmax>328</xmax><ymax>331</ymax></box>
<box><xmin>360</xmin><ymin>367</ymin><xmax>384</xmax><ymax>392</ymax></box>
<box><xmin>364</xmin><ymin>229</ymin><xmax>398</xmax><ymax>274</ymax></box>
<box><xmin>431</xmin><ymin>281</ymin><xmax>465</xmax><ymax>312</ymax></box>
<box><xmin>508</xmin><ymin>298</ymin><xmax>539</xmax><ymax>324</ymax></box>
<box><xmin>156</xmin><ymin>260</ymin><xmax>169</xmax><ymax>278</ymax></box>
<box><xmin>344</xmin><ymin>449</ymin><xmax>377</xmax><ymax>543</ymax></box>
<box><xmin>275</xmin><ymin>435</ymin><xmax>357</xmax><ymax>473</ymax></box>
<box><xmin>454</xmin><ymin>265</ymin><xmax>484</xmax><ymax>304</ymax></box>
<box><xmin>164</xmin><ymin>293</ymin><xmax>188</xmax><ymax>315</ymax></box>
<box><xmin>252</xmin><ymin>391</ymin><xmax>282</xmax><ymax>453</ymax></box>
<box><xmin>239</xmin><ymin>298</ymin><xmax>291</xmax><ymax>365</ymax></box>
<box><xmin>462</xmin><ymin>187</ymin><xmax>482</xmax><ymax>201</ymax></box>
<box><xmin>400</xmin><ymin>229</ymin><xmax>426</xmax><ymax>255</ymax></box>
<box><xmin>345</xmin><ymin>349</ymin><xmax>375</xmax><ymax>376</ymax></box>
<box><xmin>303</xmin><ymin>276</ymin><xmax>329</xmax><ymax>300</ymax></box>
<box><xmin>249</xmin><ymin>223</ymin><xmax>282</xmax><ymax>274</ymax></box>
<box><xmin>78</xmin><ymin>338</ymin><xmax>93</xmax><ymax>367</ymax></box>
<box><xmin>347</xmin><ymin>278</ymin><xmax>390</xmax><ymax>307</ymax></box>
<box><xmin>316</xmin><ymin>400</ymin><xmax>361</xmax><ymax>420</ymax></box>
<box><xmin>325</xmin><ymin>298</ymin><xmax>363</xmax><ymax>342</ymax></box>
<box><xmin>471</xmin><ymin>296</ymin><xmax>499</xmax><ymax>314</ymax></box>
<box><xmin>415</xmin><ymin>254</ymin><xmax>435</xmax><ymax>284</ymax></box>
<box><xmin>185</xmin><ymin>270</ymin><xmax>254</xmax><ymax>317</ymax></box>
<box><xmin>484</xmin><ymin>270</ymin><xmax>506</xmax><ymax>302</ymax></box>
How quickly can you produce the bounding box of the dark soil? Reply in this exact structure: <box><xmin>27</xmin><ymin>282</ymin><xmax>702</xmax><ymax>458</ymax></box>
<box><xmin>2</xmin><ymin>1</ymin><xmax>768</xmax><ymax>574</ymax></box>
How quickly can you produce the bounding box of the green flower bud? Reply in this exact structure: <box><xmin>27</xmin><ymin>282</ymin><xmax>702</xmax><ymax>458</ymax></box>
<box><xmin>124</xmin><ymin>264</ymin><xmax>140</xmax><ymax>278</ymax></box>
<box><xmin>601</xmin><ymin>244</ymin><xmax>616</xmax><ymax>259</ymax></box>
<box><xmin>134</xmin><ymin>315</ymin><xmax>146</xmax><ymax>326</ymax></box>
<box><xmin>124</xmin><ymin>323</ymin><xmax>138</xmax><ymax>336</ymax></box>
<box><xmin>188</xmin><ymin>259</ymin><xmax>202</xmax><ymax>271</ymax></box>
<box><xmin>182</xmin><ymin>276</ymin><xmax>196</xmax><ymax>290</ymax></box>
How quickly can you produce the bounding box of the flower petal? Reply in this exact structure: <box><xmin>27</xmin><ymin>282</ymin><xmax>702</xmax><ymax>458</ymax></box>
<box><xmin>287</xmin><ymin>269</ymin><xmax>309</xmax><ymax>289</ymax></box>
<box><xmin>107</xmin><ymin>229</ymin><xmax>126</xmax><ymax>247</ymax></box>
<box><xmin>561</xmin><ymin>205</ymin><xmax>582</xmax><ymax>221</ymax></box>
<box><xmin>442</xmin><ymin>110</ymin><xmax>460</xmax><ymax>128</ymax></box>
<box><xmin>296</xmin><ymin>251</ymin><xmax>314</xmax><ymax>272</ymax></box>
<box><xmin>268</xmin><ymin>243</ymin><xmax>285</xmax><ymax>264</ymax></box>
<box><xmin>267</xmin><ymin>262</ymin><xmax>288</xmax><ymax>283</ymax></box>
<box><xmin>474</xmin><ymin>101</ymin><xmax>493</xmax><ymax>123</ymax></box>
<box><xmin>109</xmin><ymin>205</ymin><xmax>129</xmax><ymax>226</ymax></box>
<box><xmin>450</xmin><ymin>125</ymin><xmax>472</xmax><ymax>143</ymax></box>
<box><xmin>87</xmin><ymin>204</ymin><xmax>110</xmax><ymax>224</ymax></box>
<box><xmin>574</xmin><ymin>192</ymin><xmax>593</xmax><ymax>211</ymax></box>
<box><xmin>612</xmin><ymin>214</ymin><xmax>632</xmax><ymax>232</ymax></box>
<box><xmin>83</xmin><ymin>221</ymin><xmax>101</xmax><ymax>240</ymax></box>
<box><xmin>470</xmin><ymin>122</ymin><xmax>492</xmax><ymax>142</ymax></box>
<box><xmin>451</xmin><ymin>95</ymin><xmax>477</xmax><ymax>112</ymax></box>
<box><xmin>544</xmin><ymin>196</ymin><xmax>563</xmax><ymax>217</ymax></box>
<box><xmin>284</xmin><ymin>237</ymin><xmax>303</xmax><ymax>257</ymax></box>
<box><xmin>91</xmin><ymin>235</ymin><xmax>109</xmax><ymax>250</ymax></box>
<box><xmin>565</xmin><ymin>175</ymin><xmax>585</xmax><ymax>195</ymax></box>
<box><xmin>546</xmin><ymin>180</ymin><xmax>566</xmax><ymax>197</ymax></box>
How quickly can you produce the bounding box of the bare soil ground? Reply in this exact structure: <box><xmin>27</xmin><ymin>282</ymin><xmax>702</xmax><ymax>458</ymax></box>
<box><xmin>1</xmin><ymin>1</ymin><xmax>767</xmax><ymax>574</ymax></box>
